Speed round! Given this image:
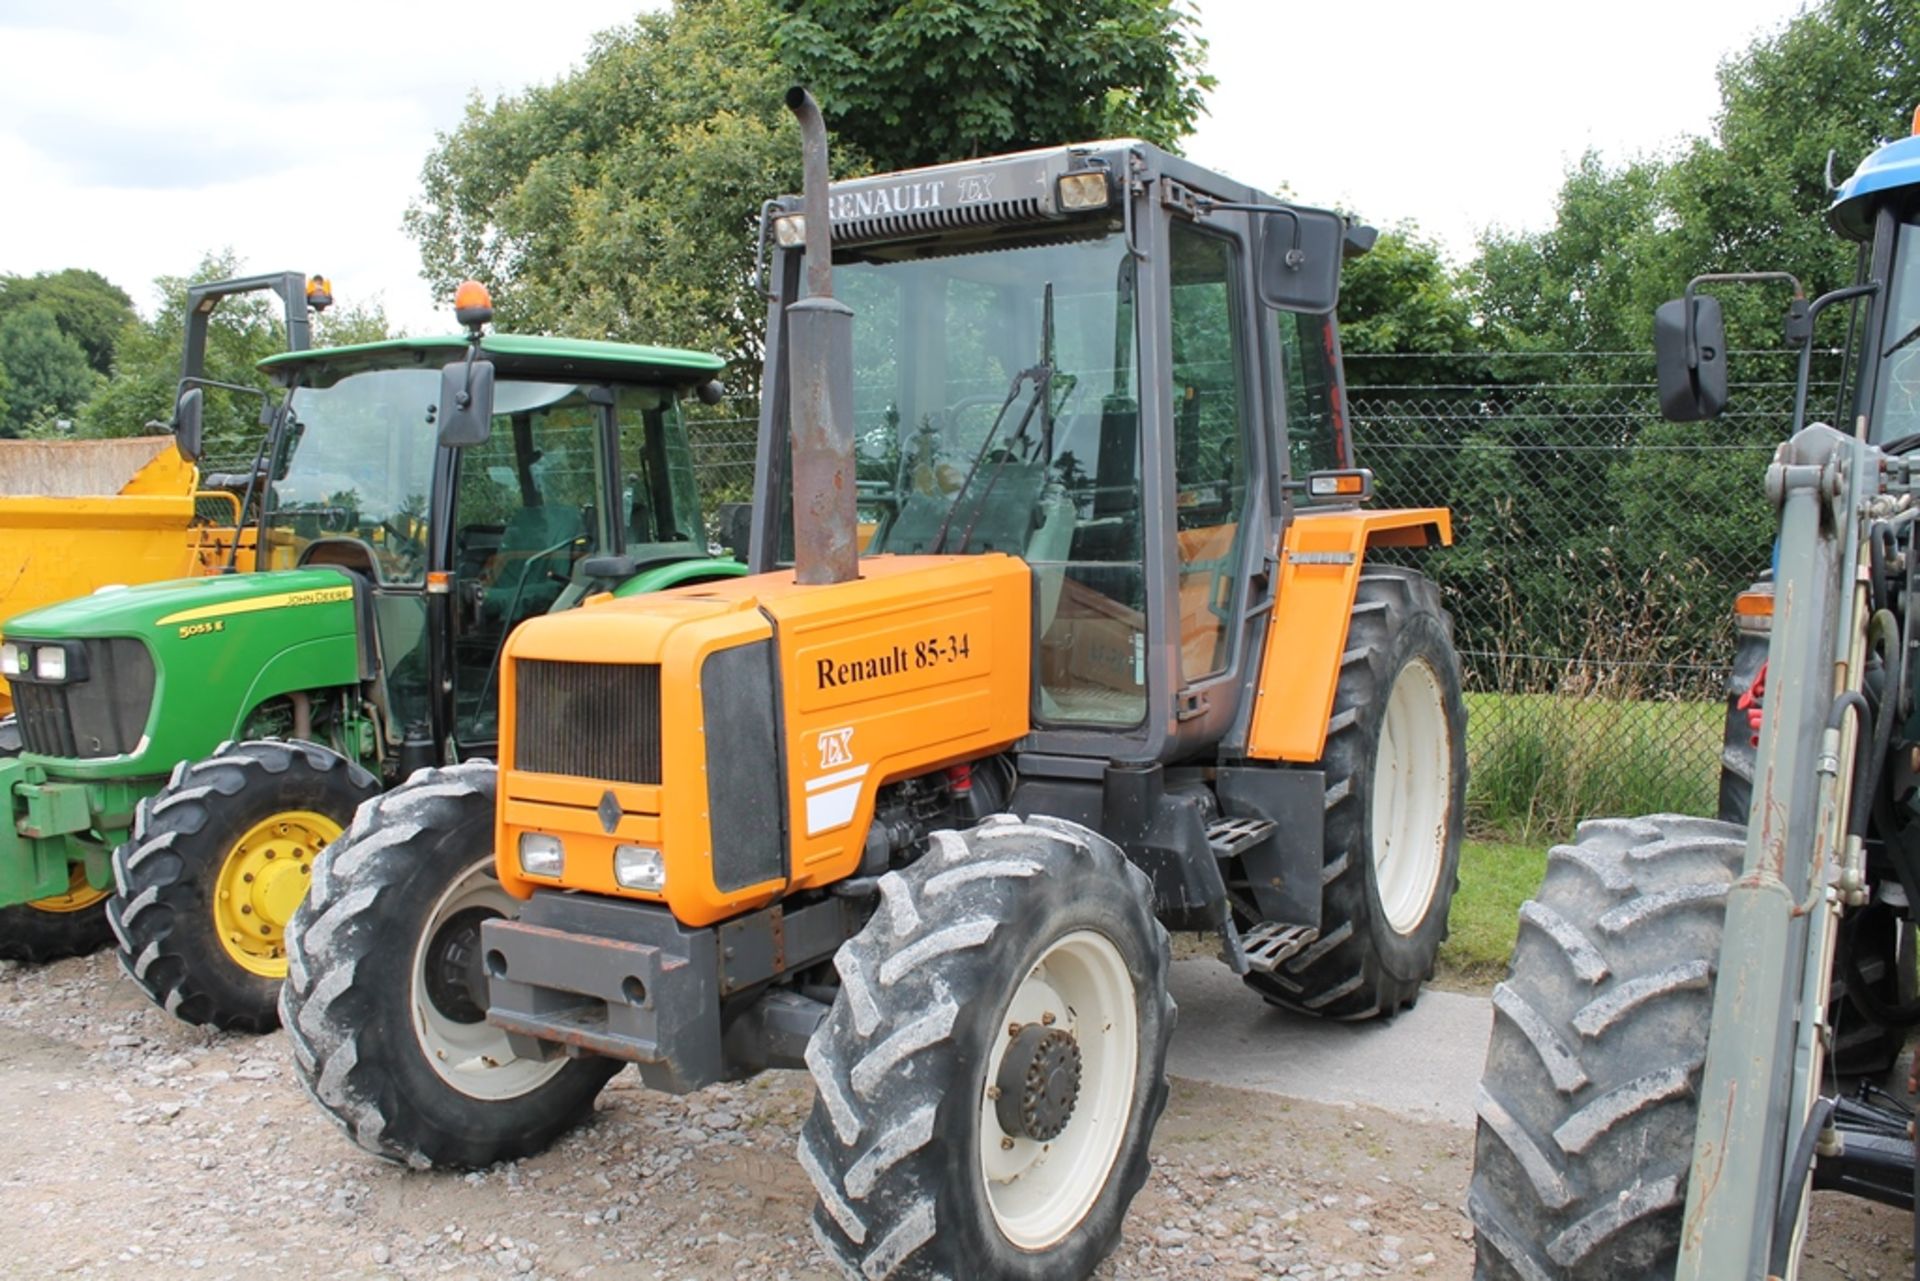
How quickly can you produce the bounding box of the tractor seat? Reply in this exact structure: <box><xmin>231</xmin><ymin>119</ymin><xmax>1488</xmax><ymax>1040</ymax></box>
<box><xmin>297</xmin><ymin>536</ymin><xmax>384</xmax><ymax>585</ymax></box>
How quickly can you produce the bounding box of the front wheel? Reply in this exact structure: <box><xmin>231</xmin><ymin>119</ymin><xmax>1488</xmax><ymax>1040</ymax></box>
<box><xmin>801</xmin><ymin>815</ymin><xmax>1175</xmax><ymax>1280</ymax></box>
<box><xmin>108</xmin><ymin>739</ymin><xmax>380</xmax><ymax>1031</ymax></box>
<box><xmin>1468</xmin><ymin>814</ymin><xmax>1743</xmax><ymax>1279</ymax></box>
<box><xmin>281</xmin><ymin>761</ymin><xmax>619</xmax><ymax>1169</ymax></box>
<box><xmin>0</xmin><ymin>715</ymin><xmax>116</xmax><ymax>963</ymax></box>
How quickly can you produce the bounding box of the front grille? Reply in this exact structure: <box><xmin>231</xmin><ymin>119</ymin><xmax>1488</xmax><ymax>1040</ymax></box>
<box><xmin>514</xmin><ymin>660</ymin><xmax>663</xmax><ymax>785</ymax></box>
<box><xmin>12</xmin><ymin>638</ymin><xmax>156</xmax><ymax>759</ymax></box>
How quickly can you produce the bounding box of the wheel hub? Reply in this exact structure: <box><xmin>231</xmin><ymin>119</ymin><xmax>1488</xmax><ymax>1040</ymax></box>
<box><xmin>422</xmin><ymin>906</ymin><xmax>501</xmax><ymax>1025</ymax></box>
<box><xmin>995</xmin><ymin>1023</ymin><xmax>1082</xmax><ymax>1142</ymax></box>
<box><xmin>214</xmin><ymin>810</ymin><xmax>340</xmax><ymax>977</ymax></box>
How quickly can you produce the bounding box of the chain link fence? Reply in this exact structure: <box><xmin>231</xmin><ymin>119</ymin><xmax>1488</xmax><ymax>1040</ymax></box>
<box><xmin>1350</xmin><ymin>350</ymin><xmax>1842</xmax><ymax>838</ymax></box>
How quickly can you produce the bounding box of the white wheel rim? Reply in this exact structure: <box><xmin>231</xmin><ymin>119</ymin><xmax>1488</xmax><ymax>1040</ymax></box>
<box><xmin>1370</xmin><ymin>657</ymin><xmax>1452</xmax><ymax>935</ymax></box>
<box><xmin>977</xmin><ymin>929</ymin><xmax>1138</xmax><ymax>1250</ymax></box>
<box><xmin>409</xmin><ymin>856</ymin><xmax>567</xmax><ymax>1101</ymax></box>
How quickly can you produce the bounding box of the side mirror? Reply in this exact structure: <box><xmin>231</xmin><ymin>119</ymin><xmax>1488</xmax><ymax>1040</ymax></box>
<box><xmin>1654</xmin><ymin>294</ymin><xmax>1729</xmax><ymax>422</ymax></box>
<box><xmin>437</xmin><ymin>357</ymin><xmax>495</xmax><ymax>447</ymax></box>
<box><xmin>715</xmin><ymin>501</ymin><xmax>754</xmax><ymax>562</ymax></box>
<box><xmin>173</xmin><ymin>387</ymin><xmax>205</xmax><ymax>462</ymax></box>
<box><xmin>1256</xmin><ymin>208</ymin><xmax>1346</xmax><ymax>314</ymax></box>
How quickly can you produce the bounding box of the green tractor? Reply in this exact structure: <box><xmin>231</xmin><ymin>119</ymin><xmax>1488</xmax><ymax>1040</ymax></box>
<box><xmin>0</xmin><ymin>285</ymin><xmax>746</xmax><ymax>1031</ymax></box>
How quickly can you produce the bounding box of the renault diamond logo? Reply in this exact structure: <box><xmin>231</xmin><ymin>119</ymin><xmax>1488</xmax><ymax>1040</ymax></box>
<box><xmin>598</xmin><ymin>790</ymin><xmax>622</xmax><ymax>835</ymax></box>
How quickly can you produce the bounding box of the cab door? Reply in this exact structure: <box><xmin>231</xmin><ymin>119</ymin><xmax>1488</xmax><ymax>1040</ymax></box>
<box><xmin>444</xmin><ymin>383</ymin><xmax>616</xmax><ymax>750</ymax></box>
<box><xmin>1157</xmin><ymin>214</ymin><xmax>1268</xmax><ymax>761</ymax></box>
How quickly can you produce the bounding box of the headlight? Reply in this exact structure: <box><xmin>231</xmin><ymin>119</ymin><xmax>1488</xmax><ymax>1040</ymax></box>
<box><xmin>613</xmin><ymin>844</ymin><xmax>665</xmax><ymax>892</ymax></box>
<box><xmin>34</xmin><ymin>646</ymin><xmax>67</xmax><ymax>682</ymax></box>
<box><xmin>517</xmin><ymin>832</ymin><xmax>565</xmax><ymax>877</ymax></box>
<box><xmin>772</xmin><ymin>213</ymin><xmax>807</xmax><ymax>248</ymax></box>
<box><xmin>1057</xmin><ymin>172</ymin><xmax>1111</xmax><ymax>211</ymax></box>
<box><xmin>0</xmin><ymin>642</ymin><xmax>22</xmax><ymax>677</ymax></box>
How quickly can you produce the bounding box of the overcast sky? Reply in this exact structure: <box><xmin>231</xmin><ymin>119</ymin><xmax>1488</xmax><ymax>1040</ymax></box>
<box><xmin>0</xmin><ymin>0</ymin><xmax>1817</xmax><ymax>335</ymax></box>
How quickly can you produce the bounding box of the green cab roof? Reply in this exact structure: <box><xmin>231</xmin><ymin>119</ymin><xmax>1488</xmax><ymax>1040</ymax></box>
<box><xmin>260</xmin><ymin>333</ymin><xmax>727</xmax><ymax>385</ymax></box>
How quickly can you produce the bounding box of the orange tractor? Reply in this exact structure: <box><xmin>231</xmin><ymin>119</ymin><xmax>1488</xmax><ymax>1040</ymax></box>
<box><xmin>285</xmin><ymin>92</ymin><xmax>1467</xmax><ymax>1278</ymax></box>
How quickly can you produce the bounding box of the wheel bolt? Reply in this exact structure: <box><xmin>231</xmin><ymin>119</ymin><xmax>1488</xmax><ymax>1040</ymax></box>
<box><xmin>240</xmin><ymin>905</ymin><xmax>252</xmax><ymax>915</ymax></box>
<box><xmin>1008</xmin><ymin>1023</ymin><xmax>1021</xmax><ymax>1037</ymax></box>
<box><xmin>986</xmin><ymin>1085</ymin><xmax>1002</xmax><ymax>1101</ymax></box>
<box><xmin>264</xmin><ymin>850</ymin><xmax>276</xmax><ymax>860</ymax></box>
<box><xmin>1041</xmin><ymin>1011</ymin><xmax>1056</xmax><ymax>1026</ymax></box>
<box><xmin>259</xmin><ymin>924</ymin><xmax>271</xmax><ymax>936</ymax></box>
<box><xmin>1000</xmin><ymin>1136</ymin><xmax>1014</xmax><ymax>1150</ymax></box>
<box><xmin>243</xmin><ymin>873</ymin><xmax>254</xmax><ymax>884</ymax></box>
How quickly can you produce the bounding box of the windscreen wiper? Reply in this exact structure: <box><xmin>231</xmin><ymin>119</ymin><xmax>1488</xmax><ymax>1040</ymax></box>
<box><xmin>935</xmin><ymin>283</ymin><xmax>1076</xmax><ymax>555</ymax></box>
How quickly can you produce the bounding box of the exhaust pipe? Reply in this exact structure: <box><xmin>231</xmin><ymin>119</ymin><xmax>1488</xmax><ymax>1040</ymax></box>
<box><xmin>784</xmin><ymin>87</ymin><xmax>859</xmax><ymax>586</ymax></box>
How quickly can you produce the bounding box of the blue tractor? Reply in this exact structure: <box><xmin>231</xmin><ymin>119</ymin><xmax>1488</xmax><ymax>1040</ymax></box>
<box><xmin>1469</xmin><ymin>118</ymin><xmax>1920</xmax><ymax>1277</ymax></box>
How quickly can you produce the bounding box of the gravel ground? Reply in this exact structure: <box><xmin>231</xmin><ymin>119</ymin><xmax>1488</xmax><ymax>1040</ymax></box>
<box><xmin>0</xmin><ymin>948</ymin><xmax>1907</xmax><ymax>1280</ymax></box>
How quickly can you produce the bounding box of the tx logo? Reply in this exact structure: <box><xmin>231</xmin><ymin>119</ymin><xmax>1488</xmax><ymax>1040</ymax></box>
<box><xmin>955</xmin><ymin>173</ymin><xmax>996</xmax><ymax>204</ymax></box>
<box><xmin>817</xmin><ymin>726</ymin><xmax>855</xmax><ymax>770</ymax></box>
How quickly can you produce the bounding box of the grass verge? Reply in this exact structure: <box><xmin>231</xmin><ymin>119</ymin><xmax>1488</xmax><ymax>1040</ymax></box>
<box><xmin>1435</xmin><ymin>837</ymin><xmax>1548</xmax><ymax>991</ymax></box>
<box><xmin>1465</xmin><ymin>690</ymin><xmax>1720</xmax><ymax>840</ymax></box>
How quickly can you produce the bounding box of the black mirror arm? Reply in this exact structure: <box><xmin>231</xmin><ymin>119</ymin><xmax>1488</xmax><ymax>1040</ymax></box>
<box><xmin>1790</xmin><ymin>281</ymin><xmax>1882</xmax><ymax>433</ymax></box>
<box><xmin>1682</xmin><ymin>271</ymin><xmax>1805</xmax><ymax>369</ymax></box>
<box><xmin>1194</xmin><ymin>198</ymin><xmax>1307</xmax><ymax>266</ymax></box>
<box><xmin>174</xmin><ymin>374</ymin><xmax>275</xmax><ymax>421</ymax></box>
<box><xmin>452</xmin><ymin>340</ymin><xmax>484</xmax><ymax>414</ymax></box>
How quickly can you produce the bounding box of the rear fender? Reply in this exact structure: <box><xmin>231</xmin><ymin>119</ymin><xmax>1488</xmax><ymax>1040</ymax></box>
<box><xmin>606</xmin><ymin>556</ymin><xmax>750</xmax><ymax>598</ymax></box>
<box><xmin>1246</xmin><ymin>507</ymin><xmax>1451</xmax><ymax>762</ymax></box>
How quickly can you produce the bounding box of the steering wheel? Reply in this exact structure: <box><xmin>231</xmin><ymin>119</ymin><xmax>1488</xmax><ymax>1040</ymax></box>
<box><xmin>532</xmin><ymin>534</ymin><xmax>589</xmax><ymax>587</ymax></box>
<box><xmin>380</xmin><ymin>518</ymin><xmax>427</xmax><ymax>562</ymax></box>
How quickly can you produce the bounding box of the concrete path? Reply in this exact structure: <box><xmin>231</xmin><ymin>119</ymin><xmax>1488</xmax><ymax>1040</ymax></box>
<box><xmin>1165</xmin><ymin>957</ymin><xmax>1492</xmax><ymax>1130</ymax></box>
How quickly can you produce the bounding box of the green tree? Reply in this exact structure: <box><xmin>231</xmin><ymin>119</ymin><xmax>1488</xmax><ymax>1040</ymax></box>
<box><xmin>0</xmin><ymin>268</ymin><xmax>136</xmax><ymax>377</ymax></box>
<box><xmin>407</xmin><ymin>0</ymin><xmax>823</xmax><ymax>375</ymax></box>
<box><xmin>771</xmin><ymin>0</ymin><xmax>1212</xmax><ymax>169</ymax></box>
<box><xmin>0</xmin><ymin>305</ymin><xmax>99</xmax><ymax>438</ymax></box>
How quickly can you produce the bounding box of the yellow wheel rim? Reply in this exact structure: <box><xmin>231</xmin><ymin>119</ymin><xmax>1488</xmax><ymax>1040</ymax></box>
<box><xmin>29</xmin><ymin>864</ymin><xmax>110</xmax><ymax>914</ymax></box>
<box><xmin>214</xmin><ymin>810</ymin><xmax>340</xmax><ymax>978</ymax></box>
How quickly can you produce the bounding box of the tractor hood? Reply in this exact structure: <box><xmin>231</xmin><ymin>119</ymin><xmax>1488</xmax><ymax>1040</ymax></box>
<box><xmin>3</xmin><ymin>567</ymin><xmax>362</xmax><ymax>781</ymax></box>
<box><xmin>2</xmin><ymin>567</ymin><xmax>355</xmax><ymax>641</ymax></box>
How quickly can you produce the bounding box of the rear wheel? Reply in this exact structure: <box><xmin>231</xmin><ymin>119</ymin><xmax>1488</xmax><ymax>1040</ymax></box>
<box><xmin>801</xmin><ymin>815</ymin><xmax>1175</xmax><ymax>1280</ymax></box>
<box><xmin>281</xmin><ymin>762</ymin><xmax>618</xmax><ymax>1169</ymax></box>
<box><xmin>0</xmin><ymin>714</ymin><xmax>115</xmax><ymax>963</ymax></box>
<box><xmin>1468</xmin><ymin>814</ymin><xmax>1743</xmax><ymax>1279</ymax></box>
<box><xmin>108</xmin><ymin>739</ymin><xmax>379</xmax><ymax>1031</ymax></box>
<box><xmin>1244</xmin><ymin>567</ymin><xmax>1467</xmax><ymax>1019</ymax></box>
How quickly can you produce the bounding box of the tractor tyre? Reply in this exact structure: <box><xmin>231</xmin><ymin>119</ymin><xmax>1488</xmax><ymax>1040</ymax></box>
<box><xmin>1244</xmin><ymin>566</ymin><xmax>1467</xmax><ymax>1020</ymax></box>
<box><xmin>0</xmin><ymin>714</ymin><xmax>117</xmax><ymax>964</ymax></box>
<box><xmin>1714</xmin><ymin>590</ymin><xmax>1769</xmax><ymax>825</ymax></box>
<box><xmin>1468</xmin><ymin>814</ymin><xmax>1744</xmax><ymax>1280</ymax></box>
<box><xmin>108</xmin><ymin>739</ymin><xmax>379</xmax><ymax>1032</ymax></box>
<box><xmin>280</xmin><ymin>762</ymin><xmax>620</xmax><ymax>1169</ymax></box>
<box><xmin>801</xmin><ymin>815</ymin><xmax>1175</xmax><ymax>1280</ymax></box>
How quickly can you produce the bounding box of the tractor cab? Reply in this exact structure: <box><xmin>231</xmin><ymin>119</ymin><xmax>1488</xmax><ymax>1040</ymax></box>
<box><xmin>252</xmin><ymin>326</ymin><xmax>730</xmax><ymax>753</ymax></box>
<box><xmin>1831</xmin><ymin>124</ymin><xmax>1920</xmax><ymax>445</ymax></box>
<box><xmin>751</xmin><ymin>140</ymin><xmax>1424</xmax><ymax>768</ymax></box>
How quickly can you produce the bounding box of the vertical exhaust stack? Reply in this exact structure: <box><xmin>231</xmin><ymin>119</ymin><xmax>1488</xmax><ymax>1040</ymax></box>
<box><xmin>784</xmin><ymin>87</ymin><xmax>860</xmax><ymax>586</ymax></box>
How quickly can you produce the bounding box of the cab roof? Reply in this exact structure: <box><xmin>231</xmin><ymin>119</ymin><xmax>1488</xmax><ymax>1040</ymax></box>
<box><xmin>1830</xmin><ymin>134</ymin><xmax>1920</xmax><ymax>240</ymax></box>
<box><xmin>259</xmin><ymin>333</ymin><xmax>726</xmax><ymax>385</ymax></box>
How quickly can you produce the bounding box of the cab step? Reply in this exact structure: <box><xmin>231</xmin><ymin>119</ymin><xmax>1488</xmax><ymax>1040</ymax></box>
<box><xmin>1206</xmin><ymin>816</ymin><xmax>1276</xmax><ymax>860</ymax></box>
<box><xmin>1239</xmin><ymin>921</ymin><xmax>1318</xmax><ymax>973</ymax></box>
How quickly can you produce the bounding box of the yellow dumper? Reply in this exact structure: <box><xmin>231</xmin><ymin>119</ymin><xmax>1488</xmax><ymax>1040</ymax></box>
<box><xmin>0</xmin><ymin>437</ymin><xmax>252</xmax><ymax>715</ymax></box>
